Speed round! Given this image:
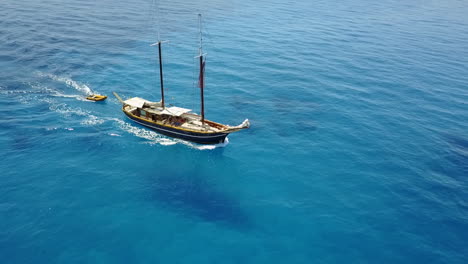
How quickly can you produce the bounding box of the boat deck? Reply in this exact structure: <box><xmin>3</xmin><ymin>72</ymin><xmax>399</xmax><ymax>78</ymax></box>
<box><xmin>124</xmin><ymin>105</ymin><xmax>226</xmax><ymax>133</ymax></box>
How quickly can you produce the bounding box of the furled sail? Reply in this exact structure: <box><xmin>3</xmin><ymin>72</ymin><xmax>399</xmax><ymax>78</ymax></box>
<box><xmin>199</xmin><ymin>59</ymin><xmax>205</xmax><ymax>89</ymax></box>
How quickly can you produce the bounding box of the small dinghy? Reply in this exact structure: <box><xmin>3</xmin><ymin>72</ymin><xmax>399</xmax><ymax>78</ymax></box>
<box><xmin>86</xmin><ymin>94</ymin><xmax>107</xmax><ymax>101</ymax></box>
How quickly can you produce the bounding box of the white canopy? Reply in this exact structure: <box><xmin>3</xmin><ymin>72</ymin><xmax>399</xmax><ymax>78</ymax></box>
<box><xmin>160</xmin><ymin>106</ymin><xmax>192</xmax><ymax>117</ymax></box>
<box><xmin>124</xmin><ymin>97</ymin><xmax>152</xmax><ymax>108</ymax></box>
<box><xmin>124</xmin><ymin>97</ymin><xmax>191</xmax><ymax>117</ymax></box>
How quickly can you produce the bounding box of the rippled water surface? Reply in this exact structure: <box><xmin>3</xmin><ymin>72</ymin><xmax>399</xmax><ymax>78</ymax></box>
<box><xmin>1</xmin><ymin>0</ymin><xmax>468</xmax><ymax>263</ymax></box>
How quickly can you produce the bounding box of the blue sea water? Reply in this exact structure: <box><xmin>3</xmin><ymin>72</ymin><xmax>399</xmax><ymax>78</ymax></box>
<box><xmin>1</xmin><ymin>0</ymin><xmax>468</xmax><ymax>263</ymax></box>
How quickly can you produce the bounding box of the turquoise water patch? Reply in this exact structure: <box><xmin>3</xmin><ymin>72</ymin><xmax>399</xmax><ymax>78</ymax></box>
<box><xmin>1</xmin><ymin>0</ymin><xmax>468</xmax><ymax>263</ymax></box>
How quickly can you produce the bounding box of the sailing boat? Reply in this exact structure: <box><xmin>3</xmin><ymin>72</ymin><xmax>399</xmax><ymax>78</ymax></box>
<box><xmin>113</xmin><ymin>14</ymin><xmax>249</xmax><ymax>144</ymax></box>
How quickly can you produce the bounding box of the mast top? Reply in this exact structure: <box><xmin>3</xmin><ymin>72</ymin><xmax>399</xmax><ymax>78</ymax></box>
<box><xmin>198</xmin><ymin>13</ymin><xmax>203</xmax><ymax>56</ymax></box>
<box><xmin>195</xmin><ymin>14</ymin><xmax>207</xmax><ymax>58</ymax></box>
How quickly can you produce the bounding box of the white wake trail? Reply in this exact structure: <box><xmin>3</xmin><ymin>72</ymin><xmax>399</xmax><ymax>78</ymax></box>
<box><xmin>37</xmin><ymin>72</ymin><xmax>93</xmax><ymax>95</ymax></box>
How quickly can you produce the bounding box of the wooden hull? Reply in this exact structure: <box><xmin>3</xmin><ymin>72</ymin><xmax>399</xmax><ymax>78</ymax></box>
<box><xmin>124</xmin><ymin>110</ymin><xmax>229</xmax><ymax>144</ymax></box>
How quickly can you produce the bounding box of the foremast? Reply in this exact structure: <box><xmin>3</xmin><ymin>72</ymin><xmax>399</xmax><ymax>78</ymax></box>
<box><xmin>150</xmin><ymin>39</ymin><xmax>167</xmax><ymax>108</ymax></box>
<box><xmin>197</xmin><ymin>14</ymin><xmax>206</xmax><ymax>124</ymax></box>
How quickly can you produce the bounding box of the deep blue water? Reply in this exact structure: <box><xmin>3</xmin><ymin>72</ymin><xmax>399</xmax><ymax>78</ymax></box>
<box><xmin>1</xmin><ymin>0</ymin><xmax>468</xmax><ymax>263</ymax></box>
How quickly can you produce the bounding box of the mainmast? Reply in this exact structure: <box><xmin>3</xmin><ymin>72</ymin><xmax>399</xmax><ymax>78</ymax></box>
<box><xmin>150</xmin><ymin>40</ymin><xmax>167</xmax><ymax>108</ymax></box>
<box><xmin>157</xmin><ymin>42</ymin><xmax>165</xmax><ymax>108</ymax></box>
<box><xmin>153</xmin><ymin>0</ymin><xmax>165</xmax><ymax>108</ymax></box>
<box><xmin>198</xmin><ymin>14</ymin><xmax>205</xmax><ymax>124</ymax></box>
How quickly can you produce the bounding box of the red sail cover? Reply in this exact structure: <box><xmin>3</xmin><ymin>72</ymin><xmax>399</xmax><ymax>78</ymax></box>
<box><xmin>199</xmin><ymin>60</ymin><xmax>205</xmax><ymax>89</ymax></box>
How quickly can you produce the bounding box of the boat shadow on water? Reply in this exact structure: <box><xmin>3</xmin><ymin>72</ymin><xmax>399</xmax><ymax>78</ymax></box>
<box><xmin>435</xmin><ymin>134</ymin><xmax>468</xmax><ymax>177</ymax></box>
<box><xmin>145</xmin><ymin>172</ymin><xmax>251</xmax><ymax>230</ymax></box>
